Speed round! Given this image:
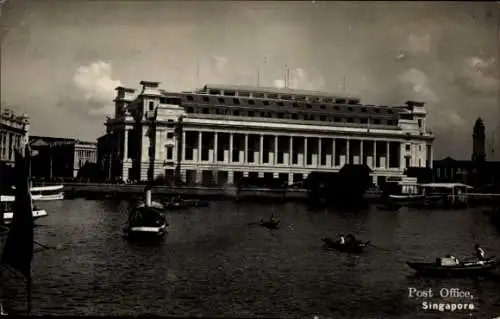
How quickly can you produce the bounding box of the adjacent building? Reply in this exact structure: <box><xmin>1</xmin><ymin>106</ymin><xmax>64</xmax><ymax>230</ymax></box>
<box><xmin>433</xmin><ymin>117</ymin><xmax>500</xmax><ymax>188</ymax></box>
<box><xmin>0</xmin><ymin>108</ymin><xmax>30</xmax><ymax>166</ymax></box>
<box><xmin>30</xmin><ymin>136</ymin><xmax>97</xmax><ymax>179</ymax></box>
<box><xmin>102</xmin><ymin>81</ymin><xmax>435</xmax><ymax>186</ymax></box>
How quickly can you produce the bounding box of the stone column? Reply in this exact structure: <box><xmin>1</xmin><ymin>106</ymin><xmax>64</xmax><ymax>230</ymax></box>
<box><xmin>346</xmin><ymin>139</ymin><xmax>350</xmax><ymax>164</ymax></box>
<box><xmin>332</xmin><ymin>138</ymin><xmax>336</xmax><ymax>167</ymax></box>
<box><xmin>374</xmin><ymin>141</ymin><xmax>377</xmax><ymax>169</ymax></box>
<box><xmin>229</xmin><ymin>133</ymin><xmax>233</xmax><ymax>163</ymax></box>
<box><xmin>259</xmin><ymin>135</ymin><xmax>264</xmax><ymax>165</ymax></box>
<box><xmin>274</xmin><ymin>135</ymin><xmax>278</xmax><ymax>165</ymax></box>
<box><xmin>244</xmin><ymin>134</ymin><xmax>248</xmax><ymax>164</ymax></box>
<box><xmin>289</xmin><ymin>136</ymin><xmax>293</xmax><ymax>165</ymax></box>
<box><xmin>386</xmin><ymin>142</ymin><xmax>390</xmax><ymax>169</ymax></box>
<box><xmin>122</xmin><ymin>127</ymin><xmax>130</xmax><ymax>181</ymax></box>
<box><xmin>318</xmin><ymin>138</ymin><xmax>322</xmax><ymax>167</ymax></box>
<box><xmin>214</xmin><ymin>132</ymin><xmax>218</xmax><ymax>162</ymax></box>
<box><xmin>304</xmin><ymin>137</ymin><xmax>308</xmax><ymax>166</ymax></box>
<box><xmin>429</xmin><ymin>145</ymin><xmax>433</xmax><ymax>169</ymax></box>
<box><xmin>360</xmin><ymin>140</ymin><xmax>364</xmax><ymax>165</ymax></box>
<box><xmin>198</xmin><ymin>131</ymin><xmax>202</xmax><ymax>162</ymax></box>
<box><xmin>181</xmin><ymin>131</ymin><xmax>186</xmax><ymax>161</ymax></box>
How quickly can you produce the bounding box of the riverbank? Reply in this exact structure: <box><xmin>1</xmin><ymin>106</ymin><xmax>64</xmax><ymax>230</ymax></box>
<box><xmin>62</xmin><ymin>183</ymin><xmax>384</xmax><ymax>201</ymax></box>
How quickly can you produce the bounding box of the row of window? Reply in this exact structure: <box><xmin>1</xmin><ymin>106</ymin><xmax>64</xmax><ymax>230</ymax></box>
<box><xmin>185</xmin><ymin>107</ymin><xmax>398</xmax><ymax>126</ymax></box>
<box><xmin>200</xmin><ymin>87</ymin><xmax>360</xmax><ymax>104</ymax></box>
<box><xmin>180</xmin><ymin>95</ymin><xmax>394</xmax><ymax>115</ymax></box>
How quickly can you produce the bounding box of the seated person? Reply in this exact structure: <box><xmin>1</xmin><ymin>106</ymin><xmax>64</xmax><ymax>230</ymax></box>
<box><xmin>339</xmin><ymin>235</ymin><xmax>346</xmax><ymax>244</ymax></box>
<box><xmin>475</xmin><ymin>244</ymin><xmax>486</xmax><ymax>261</ymax></box>
<box><xmin>346</xmin><ymin>234</ymin><xmax>357</xmax><ymax>243</ymax></box>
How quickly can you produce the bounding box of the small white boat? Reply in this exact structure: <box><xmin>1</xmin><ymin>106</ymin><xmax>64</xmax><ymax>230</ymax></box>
<box><xmin>11</xmin><ymin>184</ymin><xmax>64</xmax><ymax>201</ymax></box>
<box><xmin>388</xmin><ymin>194</ymin><xmax>425</xmax><ymax>200</ymax></box>
<box><xmin>0</xmin><ymin>195</ymin><xmax>48</xmax><ymax>224</ymax></box>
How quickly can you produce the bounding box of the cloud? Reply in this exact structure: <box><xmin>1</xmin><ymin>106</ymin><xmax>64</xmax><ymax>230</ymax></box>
<box><xmin>398</xmin><ymin>68</ymin><xmax>439</xmax><ymax>103</ymax></box>
<box><xmin>210</xmin><ymin>55</ymin><xmax>228</xmax><ymax>75</ymax></box>
<box><xmin>456</xmin><ymin>56</ymin><xmax>498</xmax><ymax>93</ymax></box>
<box><xmin>272</xmin><ymin>67</ymin><xmax>325</xmax><ymax>91</ymax></box>
<box><xmin>405</xmin><ymin>33</ymin><xmax>432</xmax><ymax>54</ymax></box>
<box><xmin>72</xmin><ymin>60</ymin><xmax>121</xmax><ymax>116</ymax></box>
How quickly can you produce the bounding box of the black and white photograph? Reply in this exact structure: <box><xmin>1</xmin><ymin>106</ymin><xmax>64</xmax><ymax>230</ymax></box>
<box><xmin>1</xmin><ymin>0</ymin><xmax>500</xmax><ymax>317</ymax></box>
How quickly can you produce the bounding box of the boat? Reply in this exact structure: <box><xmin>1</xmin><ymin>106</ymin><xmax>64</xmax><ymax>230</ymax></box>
<box><xmin>321</xmin><ymin>237</ymin><xmax>370</xmax><ymax>253</ymax></box>
<box><xmin>383</xmin><ymin>177</ymin><xmax>425</xmax><ymax>205</ymax></box>
<box><xmin>418</xmin><ymin>183</ymin><xmax>473</xmax><ymax>209</ymax></box>
<box><xmin>10</xmin><ymin>184</ymin><xmax>64</xmax><ymax>201</ymax></box>
<box><xmin>0</xmin><ymin>195</ymin><xmax>48</xmax><ymax>224</ymax></box>
<box><xmin>260</xmin><ymin>218</ymin><xmax>280</xmax><ymax>229</ymax></box>
<box><xmin>123</xmin><ymin>188</ymin><xmax>168</xmax><ymax>240</ymax></box>
<box><xmin>388</xmin><ymin>194</ymin><xmax>425</xmax><ymax>201</ymax></box>
<box><xmin>406</xmin><ymin>256</ymin><xmax>499</xmax><ymax>277</ymax></box>
<box><xmin>185</xmin><ymin>199</ymin><xmax>209</xmax><ymax>207</ymax></box>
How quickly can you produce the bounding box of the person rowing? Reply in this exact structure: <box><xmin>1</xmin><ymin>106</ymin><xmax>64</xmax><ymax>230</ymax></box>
<box><xmin>339</xmin><ymin>235</ymin><xmax>346</xmax><ymax>244</ymax></box>
<box><xmin>346</xmin><ymin>234</ymin><xmax>357</xmax><ymax>244</ymax></box>
<box><xmin>475</xmin><ymin>244</ymin><xmax>486</xmax><ymax>261</ymax></box>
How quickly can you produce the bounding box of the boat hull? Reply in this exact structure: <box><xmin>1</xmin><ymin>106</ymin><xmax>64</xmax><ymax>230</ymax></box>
<box><xmin>388</xmin><ymin>194</ymin><xmax>425</xmax><ymax>203</ymax></box>
<box><xmin>322</xmin><ymin>238</ymin><xmax>370</xmax><ymax>253</ymax></box>
<box><xmin>3</xmin><ymin>209</ymin><xmax>48</xmax><ymax>224</ymax></box>
<box><xmin>407</xmin><ymin>257</ymin><xmax>499</xmax><ymax>277</ymax></box>
<box><xmin>123</xmin><ymin>224</ymin><xmax>167</xmax><ymax>241</ymax></box>
<box><xmin>260</xmin><ymin>221</ymin><xmax>280</xmax><ymax>229</ymax></box>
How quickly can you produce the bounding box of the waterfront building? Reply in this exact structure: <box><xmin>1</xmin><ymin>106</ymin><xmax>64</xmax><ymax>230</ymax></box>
<box><xmin>104</xmin><ymin>81</ymin><xmax>435</xmax><ymax>186</ymax></box>
<box><xmin>30</xmin><ymin>136</ymin><xmax>97</xmax><ymax>179</ymax></box>
<box><xmin>0</xmin><ymin>108</ymin><xmax>30</xmax><ymax>166</ymax></box>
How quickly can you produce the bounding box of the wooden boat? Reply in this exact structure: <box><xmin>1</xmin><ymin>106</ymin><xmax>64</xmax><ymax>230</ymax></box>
<box><xmin>1</xmin><ymin>195</ymin><xmax>48</xmax><ymax>224</ymax></box>
<box><xmin>322</xmin><ymin>237</ymin><xmax>370</xmax><ymax>253</ymax></box>
<box><xmin>260</xmin><ymin>219</ymin><xmax>280</xmax><ymax>229</ymax></box>
<box><xmin>123</xmin><ymin>189</ymin><xmax>168</xmax><ymax>240</ymax></box>
<box><xmin>406</xmin><ymin>256</ymin><xmax>499</xmax><ymax>277</ymax></box>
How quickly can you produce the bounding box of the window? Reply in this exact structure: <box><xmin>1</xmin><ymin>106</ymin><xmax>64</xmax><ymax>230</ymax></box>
<box><xmin>167</xmin><ymin>132</ymin><xmax>174</xmax><ymax>139</ymax></box>
<box><xmin>202</xmin><ymin>108</ymin><xmax>209</xmax><ymax>114</ymax></box>
<box><xmin>375</xmin><ymin>109</ymin><xmax>380</xmax><ymax>113</ymax></box>
<box><xmin>291</xmin><ymin>113</ymin><xmax>298</xmax><ymax>120</ymax></box>
<box><xmin>320</xmin><ymin>104</ymin><xmax>326</xmax><ymax>109</ymax></box>
<box><xmin>186</xmin><ymin>95</ymin><xmax>194</xmax><ymax>101</ymax></box>
<box><xmin>239</xmin><ymin>92</ymin><xmax>250</xmax><ymax>97</ymax></box>
<box><xmin>218</xmin><ymin>98</ymin><xmax>225</xmax><ymax>104</ymax></box>
<box><xmin>277</xmin><ymin>102</ymin><xmax>284</xmax><ymax>107</ymax></box>
<box><xmin>216</xmin><ymin>108</ymin><xmax>225</xmax><ymax>115</ymax></box>
<box><xmin>233</xmin><ymin>110</ymin><xmax>240</xmax><ymax>116</ymax></box>
<box><xmin>405</xmin><ymin>144</ymin><xmax>411</xmax><ymax>151</ymax></box>
<box><xmin>254</xmin><ymin>93</ymin><xmax>264</xmax><ymax>98</ymax></box>
<box><xmin>334</xmin><ymin>106</ymin><xmax>340</xmax><ymax>111</ymax></box>
<box><xmin>361</xmin><ymin>108</ymin><xmax>367</xmax><ymax>112</ymax></box>
<box><xmin>387</xmin><ymin>120</ymin><xmax>395</xmax><ymax>125</ymax></box>
<box><xmin>334</xmin><ymin>117</ymin><xmax>341</xmax><ymax>122</ymax></box>
<box><xmin>278</xmin><ymin>113</ymin><xmax>284</xmax><ymax>119</ymax></box>
<box><xmin>373</xmin><ymin>119</ymin><xmax>381</xmax><ymax>125</ymax></box>
<box><xmin>209</xmin><ymin>89</ymin><xmax>219</xmax><ymax>95</ymax></box>
<box><xmin>306</xmin><ymin>104</ymin><xmax>312</xmax><ymax>108</ymax></box>
<box><xmin>233</xmin><ymin>98</ymin><xmax>240</xmax><ymax>105</ymax></box>
<box><xmin>186</xmin><ymin>107</ymin><xmax>194</xmax><ymax>113</ymax></box>
<box><xmin>388</xmin><ymin>110</ymin><xmax>393</xmax><ymax>114</ymax></box>
<box><xmin>320</xmin><ymin>115</ymin><xmax>326</xmax><ymax>121</ymax></box>
<box><xmin>149</xmin><ymin>101</ymin><xmax>154</xmax><ymax>111</ymax></box>
<box><xmin>293</xmin><ymin>102</ymin><xmax>299</xmax><ymax>108</ymax></box>
<box><xmin>160</xmin><ymin>97</ymin><xmax>168</xmax><ymax>104</ymax></box>
<box><xmin>203</xmin><ymin>97</ymin><xmax>209</xmax><ymax>102</ymax></box>
<box><xmin>263</xmin><ymin>100</ymin><xmax>270</xmax><ymax>106</ymax></box>
<box><xmin>360</xmin><ymin>118</ymin><xmax>368</xmax><ymax>124</ymax></box>
<box><xmin>248</xmin><ymin>111</ymin><xmax>254</xmax><ymax>117</ymax></box>
<box><xmin>167</xmin><ymin>147</ymin><xmax>173</xmax><ymax>160</ymax></box>
<box><xmin>347</xmin><ymin>107</ymin><xmax>354</xmax><ymax>112</ymax></box>
<box><xmin>347</xmin><ymin>118</ymin><xmax>354</xmax><ymax>123</ymax></box>
<box><xmin>248</xmin><ymin>100</ymin><xmax>255</xmax><ymax>105</ymax></box>
<box><xmin>225</xmin><ymin>91</ymin><xmax>236</xmax><ymax>96</ymax></box>
<box><xmin>418</xmin><ymin>119</ymin><xmax>423</xmax><ymax>128</ymax></box>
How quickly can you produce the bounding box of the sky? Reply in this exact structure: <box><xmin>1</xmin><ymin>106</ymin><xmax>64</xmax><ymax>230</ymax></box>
<box><xmin>1</xmin><ymin>0</ymin><xmax>499</xmax><ymax>160</ymax></box>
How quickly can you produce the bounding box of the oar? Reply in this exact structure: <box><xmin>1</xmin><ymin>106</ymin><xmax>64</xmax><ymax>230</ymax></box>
<box><xmin>367</xmin><ymin>242</ymin><xmax>391</xmax><ymax>251</ymax></box>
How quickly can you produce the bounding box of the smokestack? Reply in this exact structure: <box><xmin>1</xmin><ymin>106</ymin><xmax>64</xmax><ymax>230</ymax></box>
<box><xmin>145</xmin><ymin>188</ymin><xmax>152</xmax><ymax>207</ymax></box>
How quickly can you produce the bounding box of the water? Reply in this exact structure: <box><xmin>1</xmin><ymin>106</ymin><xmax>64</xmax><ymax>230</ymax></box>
<box><xmin>1</xmin><ymin>199</ymin><xmax>500</xmax><ymax>318</ymax></box>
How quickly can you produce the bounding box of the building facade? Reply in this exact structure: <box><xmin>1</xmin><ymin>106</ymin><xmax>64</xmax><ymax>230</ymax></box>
<box><xmin>104</xmin><ymin>81</ymin><xmax>435</xmax><ymax>185</ymax></box>
<box><xmin>30</xmin><ymin>136</ymin><xmax>97</xmax><ymax>179</ymax></box>
<box><xmin>0</xmin><ymin>108</ymin><xmax>30</xmax><ymax>165</ymax></box>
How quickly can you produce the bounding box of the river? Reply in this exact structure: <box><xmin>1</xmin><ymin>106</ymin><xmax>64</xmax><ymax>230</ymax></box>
<box><xmin>1</xmin><ymin>199</ymin><xmax>499</xmax><ymax>318</ymax></box>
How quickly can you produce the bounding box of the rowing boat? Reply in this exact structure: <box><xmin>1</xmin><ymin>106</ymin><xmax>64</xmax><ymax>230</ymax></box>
<box><xmin>406</xmin><ymin>257</ymin><xmax>499</xmax><ymax>277</ymax></box>
<box><xmin>322</xmin><ymin>237</ymin><xmax>370</xmax><ymax>253</ymax></box>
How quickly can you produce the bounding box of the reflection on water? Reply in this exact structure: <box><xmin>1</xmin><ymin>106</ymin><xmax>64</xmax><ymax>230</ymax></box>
<box><xmin>1</xmin><ymin>199</ymin><xmax>499</xmax><ymax>317</ymax></box>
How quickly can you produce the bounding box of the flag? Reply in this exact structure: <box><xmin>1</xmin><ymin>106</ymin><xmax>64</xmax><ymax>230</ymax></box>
<box><xmin>1</xmin><ymin>145</ymin><xmax>34</xmax><ymax>280</ymax></box>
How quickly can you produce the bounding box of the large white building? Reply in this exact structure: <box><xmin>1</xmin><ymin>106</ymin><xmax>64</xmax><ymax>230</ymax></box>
<box><xmin>104</xmin><ymin>81</ymin><xmax>434</xmax><ymax>186</ymax></box>
<box><xmin>0</xmin><ymin>108</ymin><xmax>30</xmax><ymax>166</ymax></box>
